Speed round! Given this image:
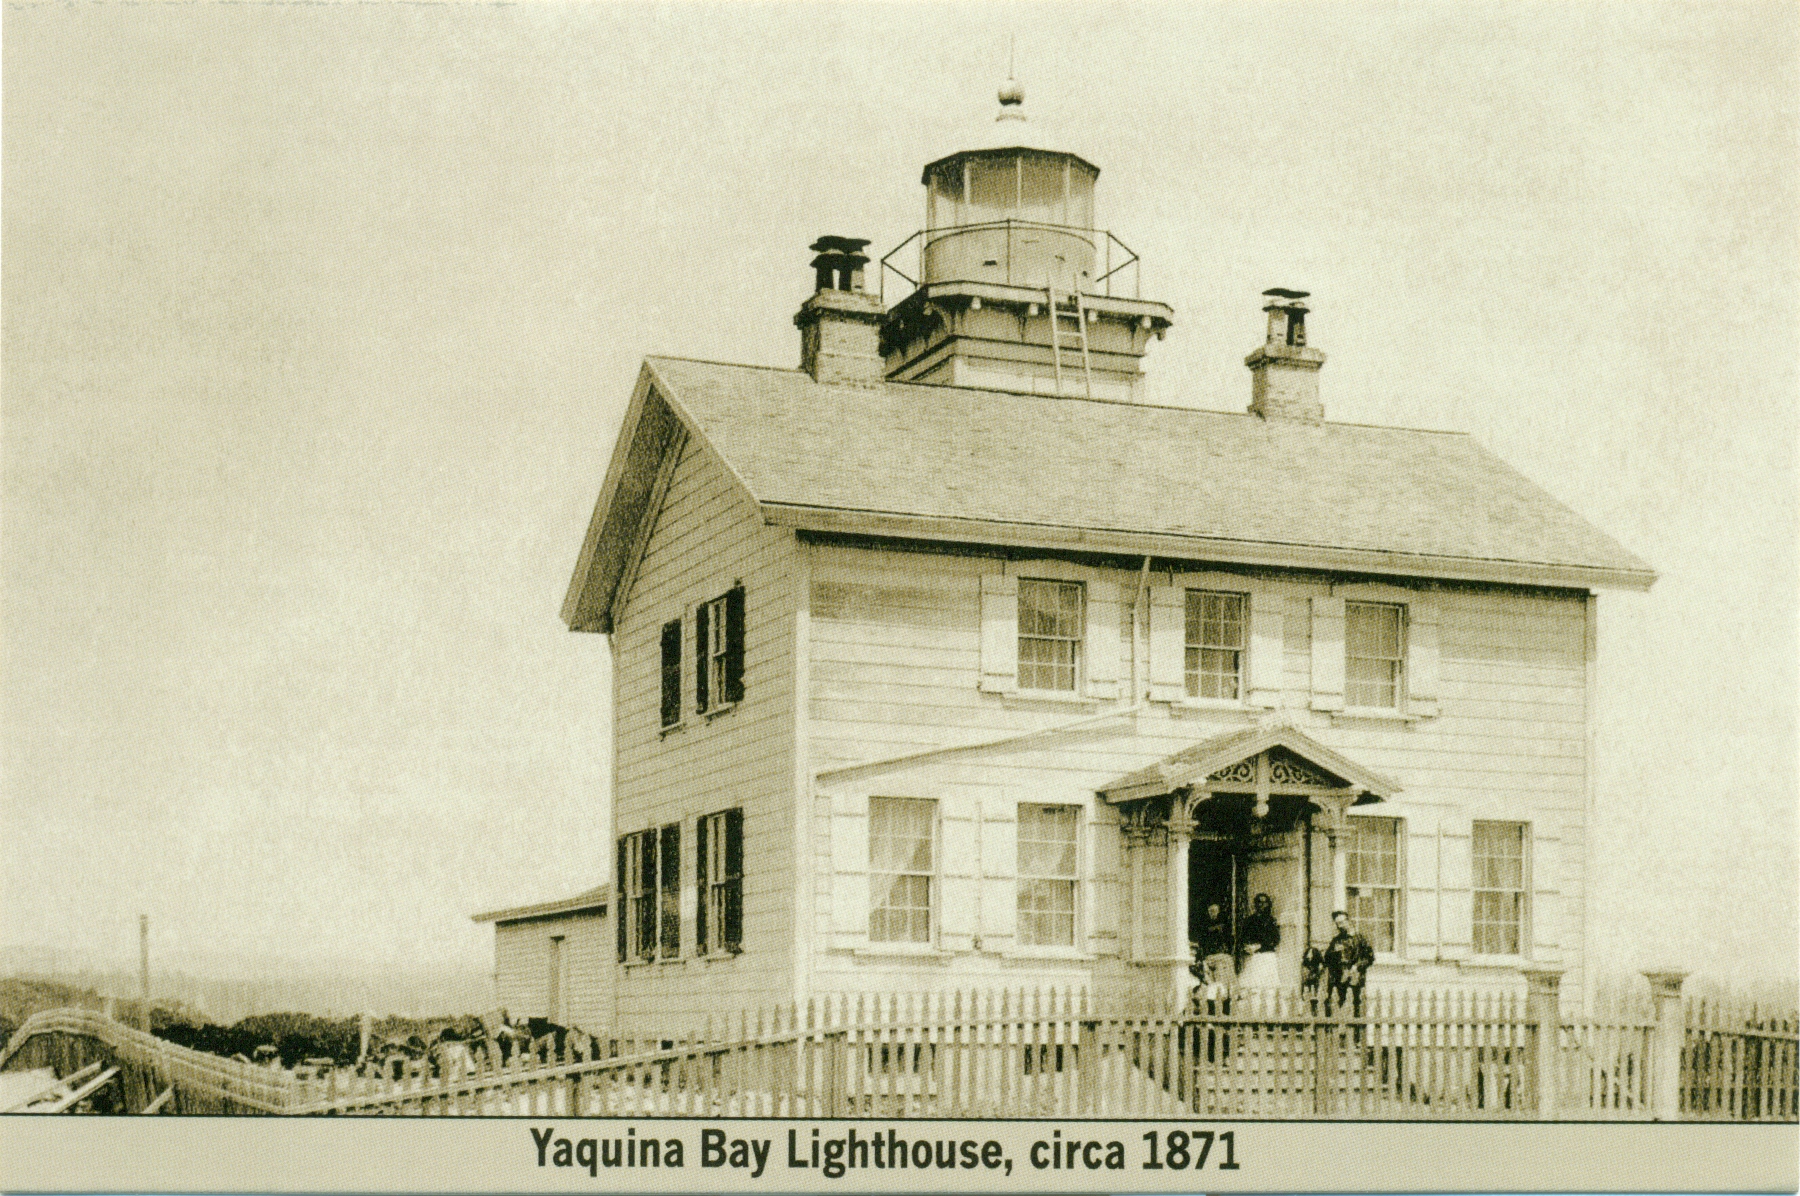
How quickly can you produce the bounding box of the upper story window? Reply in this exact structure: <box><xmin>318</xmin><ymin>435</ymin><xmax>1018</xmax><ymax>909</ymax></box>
<box><xmin>1472</xmin><ymin>820</ymin><xmax>1528</xmax><ymax>956</ymax></box>
<box><xmin>617</xmin><ymin>825</ymin><xmax>680</xmax><ymax>963</ymax></box>
<box><xmin>695</xmin><ymin>585</ymin><xmax>745</xmax><ymax>714</ymax></box>
<box><xmin>1185</xmin><ymin>589</ymin><xmax>1246</xmax><ymax>700</ymax></box>
<box><xmin>869</xmin><ymin>797</ymin><xmax>936</xmax><ymax>943</ymax></box>
<box><xmin>659</xmin><ymin>619</ymin><xmax>682</xmax><ymax>728</ymax></box>
<box><xmin>1345</xmin><ymin>601</ymin><xmax>1404</xmax><ymax>708</ymax></box>
<box><xmin>1345</xmin><ymin>816</ymin><xmax>1402</xmax><ymax>954</ymax></box>
<box><xmin>698</xmin><ymin>807</ymin><xmax>744</xmax><ymax>955</ymax></box>
<box><xmin>1017</xmin><ymin>579</ymin><xmax>1084</xmax><ymax>692</ymax></box>
<box><xmin>1017</xmin><ymin>803</ymin><xmax>1080</xmax><ymax>947</ymax></box>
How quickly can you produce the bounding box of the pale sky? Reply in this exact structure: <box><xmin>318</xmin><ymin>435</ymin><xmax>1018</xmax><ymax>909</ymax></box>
<box><xmin>4</xmin><ymin>2</ymin><xmax>1795</xmax><ymax>987</ymax></box>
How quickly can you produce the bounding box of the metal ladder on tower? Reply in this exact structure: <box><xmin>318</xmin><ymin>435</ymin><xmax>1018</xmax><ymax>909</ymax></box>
<box><xmin>1045</xmin><ymin>284</ymin><xmax>1095</xmax><ymax>399</ymax></box>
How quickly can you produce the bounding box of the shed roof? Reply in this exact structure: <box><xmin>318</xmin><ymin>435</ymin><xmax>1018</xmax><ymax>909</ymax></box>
<box><xmin>471</xmin><ymin>884</ymin><xmax>609</xmax><ymax>926</ymax></box>
<box><xmin>564</xmin><ymin>358</ymin><xmax>1653</xmax><ymax>629</ymax></box>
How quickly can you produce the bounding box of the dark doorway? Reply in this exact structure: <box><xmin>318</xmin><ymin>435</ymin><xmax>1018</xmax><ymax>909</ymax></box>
<box><xmin>1189</xmin><ymin>838</ymin><xmax>1239</xmax><ymax>957</ymax></box>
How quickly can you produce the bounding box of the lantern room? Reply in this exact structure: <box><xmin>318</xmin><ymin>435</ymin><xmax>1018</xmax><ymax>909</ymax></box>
<box><xmin>920</xmin><ymin>146</ymin><xmax>1099</xmax><ymax>292</ymax></box>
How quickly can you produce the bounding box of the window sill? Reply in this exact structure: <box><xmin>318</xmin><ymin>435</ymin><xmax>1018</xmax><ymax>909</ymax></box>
<box><xmin>1172</xmin><ymin>696</ymin><xmax>1253</xmax><ymax>713</ymax></box>
<box><xmin>1461</xmin><ymin>955</ymin><xmax>1529</xmax><ymax>969</ymax></box>
<box><xmin>852</xmin><ymin>944</ymin><xmax>955</xmax><ymax>960</ymax></box>
<box><xmin>1001</xmin><ymin>947</ymin><xmax>1097</xmax><ymax>962</ymax></box>
<box><xmin>701</xmin><ymin>702</ymin><xmax>739</xmax><ymax>722</ymax></box>
<box><xmin>1331</xmin><ymin>707</ymin><xmax>1421</xmax><ymax>724</ymax></box>
<box><xmin>658</xmin><ymin>721</ymin><xmax>687</xmax><ymax>738</ymax></box>
<box><xmin>1001</xmin><ymin>690</ymin><xmax>1100</xmax><ymax>709</ymax></box>
<box><xmin>698</xmin><ymin>948</ymin><xmax>743</xmax><ymax>963</ymax></box>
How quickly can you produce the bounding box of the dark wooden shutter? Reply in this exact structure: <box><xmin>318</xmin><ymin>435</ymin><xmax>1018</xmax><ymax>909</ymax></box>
<box><xmin>637</xmin><ymin>833</ymin><xmax>656</xmax><ymax>960</ymax></box>
<box><xmin>659</xmin><ymin>823</ymin><xmax>681</xmax><ymax>958</ymax></box>
<box><xmin>694</xmin><ymin>602</ymin><xmax>710</xmax><ymax>713</ymax></box>
<box><xmin>724</xmin><ymin>807</ymin><xmax>744</xmax><ymax>950</ymax></box>
<box><xmin>724</xmin><ymin>586</ymin><xmax>746</xmax><ymax>704</ymax></box>
<box><xmin>615</xmin><ymin>838</ymin><xmax>628</xmax><ymax>962</ymax></box>
<box><xmin>659</xmin><ymin>620</ymin><xmax>681</xmax><ymax>727</ymax></box>
<box><xmin>695</xmin><ymin>815</ymin><xmax>710</xmax><ymax>955</ymax></box>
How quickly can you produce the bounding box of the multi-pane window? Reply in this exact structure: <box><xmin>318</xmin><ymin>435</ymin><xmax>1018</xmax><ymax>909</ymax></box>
<box><xmin>659</xmin><ymin>619</ymin><xmax>682</xmax><ymax>728</ymax></box>
<box><xmin>1017</xmin><ymin>579</ymin><xmax>1083</xmax><ymax>692</ymax></box>
<box><xmin>698</xmin><ymin>807</ymin><xmax>744</xmax><ymax>955</ymax></box>
<box><xmin>1345</xmin><ymin>816</ymin><xmax>1402</xmax><ymax>953</ymax></box>
<box><xmin>1345</xmin><ymin>601</ymin><xmax>1404</xmax><ymax>708</ymax></box>
<box><xmin>1017</xmin><ymin>804</ymin><xmax>1080</xmax><ymax>947</ymax></box>
<box><xmin>1473</xmin><ymin>821</ymin><xmax>1528</xmax><ymax>955</ymax></box>
<box><xmin>1185</xmin><ymin>590</ymin><xmax>1246</xmax><ymax>700</ymax></box>
<box><xmin>616</xmin><ymin>825</ymin><xmax>679</xmax><ymax>962</ymax></box>
<box><xmin>694</xmin><ymin>586</ymin><xmax>745</xmax><ymax>713</ymax></box>
<box><xmin>869</xmin><ymin>797</ymin><xmax>935</xmax><ymax>943</ymax></box>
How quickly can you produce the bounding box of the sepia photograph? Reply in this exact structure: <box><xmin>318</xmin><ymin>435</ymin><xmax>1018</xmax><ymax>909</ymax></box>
<box><xmin>2</xmin><ymin>1</ymin><xmax>1795</xmax><ymax>1191</ymax></box>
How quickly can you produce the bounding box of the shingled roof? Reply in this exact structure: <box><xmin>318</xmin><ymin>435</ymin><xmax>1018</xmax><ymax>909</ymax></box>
<box><xmin>564</xmin><ymin>357</ymin><xmax>1653</xmax><ymax>629</ymax></box>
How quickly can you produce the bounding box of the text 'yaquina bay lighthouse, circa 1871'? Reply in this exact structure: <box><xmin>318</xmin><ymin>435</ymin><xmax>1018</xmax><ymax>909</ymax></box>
<box><xmin>476</xmin><ymin>81</ymin><xmax>1654</xmax><ymax>1042</ymax></box>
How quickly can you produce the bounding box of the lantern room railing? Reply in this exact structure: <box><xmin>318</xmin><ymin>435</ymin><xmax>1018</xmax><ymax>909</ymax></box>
<box><xmin>880</xmin><ymin>220</ymin><xmax>1143</xmax><ymax>305</ymax></box>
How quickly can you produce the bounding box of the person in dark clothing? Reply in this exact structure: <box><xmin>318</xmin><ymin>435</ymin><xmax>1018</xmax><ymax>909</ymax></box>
<box><xmin>1324</xmin><ymin>909</ymin><xmax>1376</xmax><ymax>1016</ymax></box>
<box><xmin>1190</xmin><ymin>902</ymin><xmax>1234</xmax><ymax>987</ymax></box>
<box><xmin>1239</xmin><ymin>893</ymin><xmax>1281</xmax><ymax>956</ymax></box>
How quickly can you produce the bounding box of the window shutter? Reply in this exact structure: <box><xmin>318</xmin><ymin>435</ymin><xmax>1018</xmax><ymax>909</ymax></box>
<box><xmin>1309</xmin><ymin>597</ymin><xmax>1346</xmax><ymax>711</ymax></box>
<box><xmin>660</xmin><ymin>620</ymin><xmax>682</xmax><ymax>727</ymax></box>
<box><xmin>724</xmin><ymin>585</ymin><xmax>746</xmax><ymax>704</ymax></box>
<box><xmin>638</xmin><ymin>833</ymin><xmax>657</xmax><ymax>960</ymax></box>
<box><xmin>978</xmin><ymin>572</ymin><xmax>1018</xmax><ymax>693</ymax></box>
<box><xmin>695</xmin><ymin>815</ymin><xmax>709</xmax><ymax>954</ymax></box>
<box><xmin>981</xmin><ymin>813</ymin><xmax>1017</xmax><ymax>943</ymax></box>
<box><xmin>829</xmin><ymin>794</ymin><xmax>869</xmax><ymax>944</ymax></box>
<box><xmin>1528</xmin><ymin>827</ymin><xmax>1553</xmax><ymax>960</ymax></box>
<box><xmin>1404</xmin><ymin>816</ymin><xmax>1437</xmax><ymax>959</ymax></box>
<box><xmin>1437</xmin><ymin>815</ymin><xmax>1472</xmax><ymax>960</ymax></box>
<box><xmin>615</xmin><ymin>838</ymin><xmax>628</xmax><ymax>962</ymax></box>
<box><xmin>659</xmin><ymin>824</ymin><xmax>680</xmax><ymax>958</ymax></box>
<box><xmin>1084</xmin><ymin>579</ymin><xmax>1120</xmax><ymax>698</ymax></box>
<box><xmin>1147</xmin><ymin>584</ymin><xmax>1184</xmax><ymax>702</ymax></box>
<box><xmin>724</xmin><ymin>807</ymin><xmax>744</xmax><ymax>949</ymax></box>
<box><xmin>694</xmin><ymin>602</ymin><xmax>710</xmax><ymax>713</ymax></box>
<box><xmin>1247</xmin><ymin>590</ymin><xmax>1285</xmax><ymax>707</ymax></box>
<box><xmin>1405</xmin><ymin>597</ymin><xmax>1439</xmax><ymax>718</ymax></box>
<box><xmin>939</xmin><ymin>805</ymin><xmax>977</xmax><ymax>948</ymax></box>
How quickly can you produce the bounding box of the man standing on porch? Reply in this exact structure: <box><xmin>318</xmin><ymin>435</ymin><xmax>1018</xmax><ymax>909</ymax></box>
<box><xmin>1325</xmin><ymin>910</ymin><xmax>1375</xmax><ymax>1016</ymax></box>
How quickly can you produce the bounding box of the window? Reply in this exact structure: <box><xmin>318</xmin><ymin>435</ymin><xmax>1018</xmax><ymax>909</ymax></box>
<box><xmin>1473</xmin><ymin>821</ymin><xmax>1528</xmax><ymax>955</ymax></box>
<box><xmin>617</xmin><ymin>825</ymin><xmax>680</xmax><ymax>962</ymax></box>
<box><xmin>697</xmin><ymin>808</ymin><xmax>744</xmax><ymax>955</ymax></box>
<box><xmin>1017</xmin><ymin>579</ymin><xmax>1083</xmax><ymax>692</ymax></box>
<box><xmin>1345</xmin><ymin>601</ymin><xmax>1404</xmax><ymax>708</ymax></box>
<box><xmin>695</xmin><ymin>586</ymin><xmax>745</xmax><ymax>713</ymax></box>
<box><xmin>659</xmin><ymin>619</ymin><xmax>682</xmax><ymax>728</ymax></box>
<box><xmin>1345</xmin><ymin>816</ymin><xmax>1402</xmax><ymax>953</ymax></box>
<box><xmin>869</xmin><ymin>797</ymin><xmax>935</xmax><ymax>943</ymax></box>
<box><xmin>1185</xmin><ymin>590</ymin><xmax>1246</xmax><ymax>700</ymax></box>
<box><xmin>1017</xmin><ymin>804</ymin><xmax>1080</xmax><ymax>947</ymax></box>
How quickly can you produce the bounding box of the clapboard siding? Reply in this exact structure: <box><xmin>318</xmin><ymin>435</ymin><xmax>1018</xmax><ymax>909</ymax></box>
<box><xmin>804</xmin><ymin>544</ymin><xmax>1593</xmax><ymax>1002</ymax></box>
<box><xmin>493</xmin><ymin>913</ymin><xmax>613</xmax><ymax>1031</ymax></box>
<box><xmin>609</xmin><ymin>432</ymin><xmax>799</xmax><ymax>1035</ymax></box>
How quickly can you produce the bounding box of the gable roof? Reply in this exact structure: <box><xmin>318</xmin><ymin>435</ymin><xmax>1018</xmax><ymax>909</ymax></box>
<box><xmin>565</xmin><ymin>357</ymin><xmax>1654</xmax><ymax>628</ymax></box>
<box><xmin>471</xmin><ymin>884</ymin><xmax>609</xmax><ymax>926</ymax></box>
<box><xmin>1098</xmin><ymin>722</ymin><xmax>1399</xmax><ymax>804</ymax></box>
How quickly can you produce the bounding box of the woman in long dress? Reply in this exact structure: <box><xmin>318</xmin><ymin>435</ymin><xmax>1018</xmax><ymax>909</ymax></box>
<box><xmin>1238</xmin><ymin>893</ymin><xmax>1283</xmax><ymax>989</ymax></box>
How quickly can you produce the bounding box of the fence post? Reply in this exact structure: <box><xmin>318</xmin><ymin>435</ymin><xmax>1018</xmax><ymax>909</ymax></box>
<box><xmin>1642</xmin><ymin>969</ymin><xmax>1688</xmax><ymax>1121</ymax></box>
<box><xmin>1521</xmin><ymin>966</ymin><xmax>1563</xmax><ymax>1119</ymax></box>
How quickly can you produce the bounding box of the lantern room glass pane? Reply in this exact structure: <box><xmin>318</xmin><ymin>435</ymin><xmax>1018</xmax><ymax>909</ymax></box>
<box><xmin>928</xmin><ymin>166</ymin><xmax>962</xmax><ymax>228</ymax></box>
<box><xmin>967</xmin><ymin>155</ymin><xmax>1016</xmax><ymax>221</ymax></box>
<box><xmin>1019</xmin><ymin>153</ymin><xmax>1066</xmax><ymax>225</ymax></box>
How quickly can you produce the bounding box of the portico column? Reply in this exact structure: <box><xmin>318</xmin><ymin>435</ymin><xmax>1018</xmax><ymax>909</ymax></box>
<box><xmin>1167</xmin><ymin>801</ymin><xmax>1196</xmax><ymax>1009</ymax></box>
<box><xmin>1330</xmin><ymin>833</ymin><xmax>1348</xmax><ymax>915</ymax></box>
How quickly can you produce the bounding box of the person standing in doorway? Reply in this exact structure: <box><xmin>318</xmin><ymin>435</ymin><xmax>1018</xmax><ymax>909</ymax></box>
<box><xmin>1324</xmin><ymin>909</ymin><xmax>1375</xmax><ymax>1016</ymax></box>
<box><xmin>1237</xmin><ymin>893</ymin><xmax>1282</xmax><ymax>990</ymax></box>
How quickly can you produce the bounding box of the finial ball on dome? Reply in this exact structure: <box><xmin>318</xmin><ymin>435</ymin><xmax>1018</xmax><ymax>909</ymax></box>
<box><xmin>997</xmin><ymin>79</ymin><xmax>1024</xmax><ymax>106</ymax></box>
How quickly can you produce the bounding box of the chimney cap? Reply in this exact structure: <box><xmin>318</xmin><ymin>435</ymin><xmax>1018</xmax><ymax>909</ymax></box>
<box><xmin>1263</xmin><ymin>288</ymin><xmax>1310</xmax><ymax>301</ymax></box>
<box><xmin>811</xmin><ymin>235</ymin><xmax>871</xmax><ymax>254</ymax></box>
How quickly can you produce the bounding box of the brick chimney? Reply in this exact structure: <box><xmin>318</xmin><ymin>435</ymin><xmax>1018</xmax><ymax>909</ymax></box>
<box><xmin>795</xmin><ymin>236</ymin><xmax>885</xmax><ymax>386</ymax></box>
<box><xmin>1245</xmin><ymin>288</ymin><xmax>1326</xmax><ymax>424</ymax></box>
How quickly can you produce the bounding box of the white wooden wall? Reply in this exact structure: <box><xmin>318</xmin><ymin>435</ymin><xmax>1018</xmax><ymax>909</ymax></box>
<box><xmin>610</xmin><ymin>420</ymin><xmax>800</xmax><ymax>1035</ymax></box>
<box><xmin>802</xmin><ymin>544</ymin><xmax>1593</xmax><ymax>1004</ymax></box>
<box><xmin>493</xmin><ymin>912</ymin><xmax>614</xmax><ymax>1030</ymax></box>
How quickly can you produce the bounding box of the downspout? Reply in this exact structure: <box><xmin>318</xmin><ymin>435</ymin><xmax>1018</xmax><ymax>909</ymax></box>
<box><xmin>1131</xmin><ymin>555</ymin><xmax>1152</xmax><ymax>702</ymax></box>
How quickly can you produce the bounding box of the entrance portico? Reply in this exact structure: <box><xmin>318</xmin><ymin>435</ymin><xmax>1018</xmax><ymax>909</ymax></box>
<box><xmin>1100</xmin><ymin>721</ymin><xmax>1400</xmax><ymax>1006</ymax></box>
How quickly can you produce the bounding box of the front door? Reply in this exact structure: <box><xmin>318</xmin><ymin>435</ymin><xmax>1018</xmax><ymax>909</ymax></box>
<box><xmin>1189</xmin><ymin>838</ymin><xmax>1238</xmax><ymax>961</ymax></box>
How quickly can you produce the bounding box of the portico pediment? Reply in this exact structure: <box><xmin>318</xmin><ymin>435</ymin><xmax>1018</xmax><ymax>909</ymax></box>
<box><xmin>1097</xmin><ymin>719</ymin><xmax>1399</xmax><ymax>806</ymax></box>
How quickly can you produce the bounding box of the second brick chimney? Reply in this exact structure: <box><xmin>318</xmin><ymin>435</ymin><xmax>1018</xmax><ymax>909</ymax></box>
<box><xmin>1246</xmin><ymin>288</ymin><xmax>1326</xmax><ymax>424</ymax></box>
<box><xmin>795</xmin><ymin>236</ymin><xmax>885</xmax><ymax>386</ymax></box>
